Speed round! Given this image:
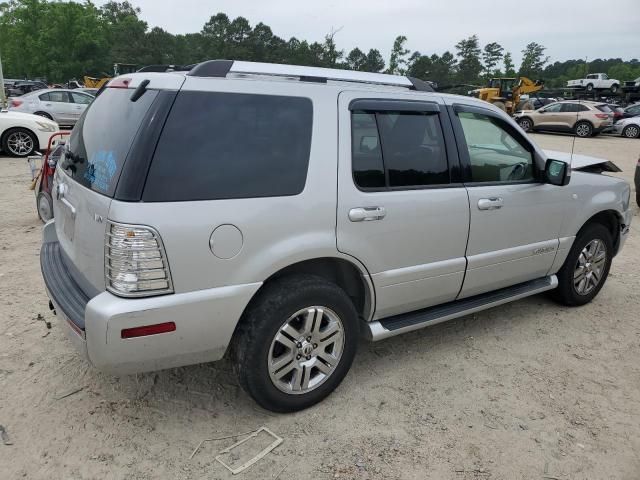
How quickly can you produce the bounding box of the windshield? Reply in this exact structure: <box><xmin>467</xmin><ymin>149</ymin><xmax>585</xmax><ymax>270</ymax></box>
<box><xmin>61</xmin><ymin>88</ymin><xmax>159</xmax><ymax>197</ymax></box>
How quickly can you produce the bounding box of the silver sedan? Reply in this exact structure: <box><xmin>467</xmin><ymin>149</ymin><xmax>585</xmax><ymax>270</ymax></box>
<box><xmin>8</xmin><ymin>88</ymin><xmax>94</xmax><ymax>127</ymax></box>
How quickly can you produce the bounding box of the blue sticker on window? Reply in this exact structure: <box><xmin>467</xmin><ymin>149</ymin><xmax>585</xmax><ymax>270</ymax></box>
<box><xmin>84</xmin><ymin>150</ymin><xmax>117</xmax><ymax>193</ymax></box>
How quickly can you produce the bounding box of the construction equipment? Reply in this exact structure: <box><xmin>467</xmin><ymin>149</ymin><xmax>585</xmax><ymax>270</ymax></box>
<box><xmin>473</xmin><ymin>77</ymin><xmax>544</xmax><ymax>114</ymax></box>
<box><xmin>83</xmin><ymin>63</ymin><xmax>138</xmax><ymax>89</ymax></box>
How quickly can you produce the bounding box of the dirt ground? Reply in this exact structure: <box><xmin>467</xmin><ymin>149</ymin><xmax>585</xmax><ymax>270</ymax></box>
<box><xmin>1</xmin><ymin>133</ymin><xmax>639</xmax><ymax>480</ymax></box>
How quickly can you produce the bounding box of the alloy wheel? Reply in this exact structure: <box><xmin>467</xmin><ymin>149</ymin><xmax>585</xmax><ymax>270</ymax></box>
<box><xmin>575</xmin><ymin>123</ymin><xmax>591</xmax><ymax>137</ymax></box>
<box><xmin>268</xmin><ymin>306</ymin><xmax>344</xmax><ymax>395</ymax></box>
<box><xmin>623</xmin><ymin>125</ymin><xmax>639</xmax><ymax>138</ymax></box>
<box><xmin>7</xmin><ymin>131</ymin><xmax>34</xmax><ymax>156</ymax></box>
<box><xmin>573</xmin><ymin>239</ymin><xmax>607</xmax><ymax>296</ymax></box>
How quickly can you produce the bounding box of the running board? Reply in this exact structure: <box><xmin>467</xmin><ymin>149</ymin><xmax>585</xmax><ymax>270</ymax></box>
<box><xmin>366</xmin><ymin>275</ymin><xmax>557</xmax><ymax>341</ymax></box>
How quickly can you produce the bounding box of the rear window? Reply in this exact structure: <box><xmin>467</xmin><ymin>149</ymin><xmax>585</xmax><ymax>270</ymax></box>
<box><xmin>596</xmin><ymin>105</ymin><xmax>612</xmax><ymax>113</ymax></box>
<box><xmin>62</xmin><ymin>88</ymin><xmax>159</xmax><ymax>196</ymax></box>
<box><xmin>142</xmin><ymin>92</ymin><xmax>313</xmax><ymax>202</ymax></box>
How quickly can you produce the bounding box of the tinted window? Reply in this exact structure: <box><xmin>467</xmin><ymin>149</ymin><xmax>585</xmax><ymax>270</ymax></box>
<box><xmin>596</xmin><ymin>105</ymin><xmax>612</xmax><ymax>113</ymax></box>
<box><xmin>458</xmin><ymin>112</ymin><xmax>534</xmax><ymax>183</ymax></box>
<box><xmin>352</xmin><ymin>112</ymin><xmax>385</xmax><ymax>188</ymax></box>
<box><xmin>39</xmin><ymin>93</ymin><xmax>50</xmax><ymax>101</ymax></box>
<box><xmin>71</xmin><ymin>92</ymin><xmax>93</xmax><ymax>104</ymax></box>
<box><xmin>561</xmin><ymin>103</ymin><xmax>589</xmax><ymax>113</ymax></box>
<box><xmin>351</xmin><ymin>109</ymin><xmax>449</xmax><ymax>189</ymax></box>
<box><xmin>62</xmin><ymin>88</ymin><xmax>159</xmax><ymax>196</ymax></box>
<box><xmin>48</xmin><ymin>91</ymin><xmax>69</xmax><ymax>103</ymax></box>
<box><xmin>143</xmin><ymin>92</ymin><xmax>313</xmax><ymax>202</ymax></box>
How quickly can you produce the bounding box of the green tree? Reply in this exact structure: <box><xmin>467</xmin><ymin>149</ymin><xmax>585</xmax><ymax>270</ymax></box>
<box><xmin>386</xmin><ymin>35</ymin><xmax>409</xmax><ymax>75</ymax></box>
<box><xmin>482</xmin><ymin>42</ymin><xmax>504</xmax><ymax>78</ymax></box>
<box><xmin>345</xmin><ymin>48</ymin><xmax>367</xmax><ymax>71</ymax></box>
<box><xmin>455</xmin><ymin>35</ymin><xmax>482</xmax><ymax>84</ymax></box>
<box><xmin>363</xmin><ymin>49</ymin><xmax>385</xmax><ymax>73</ymax></box>
<box><xmin>503</xmin><ymin>52</ymin><xmax>516</xmax><ymax>76</ymax></box>
<box><xmin>519</xmin><ymin>42</ymin><xmax>548</xmax><ymax>78</ymax></box>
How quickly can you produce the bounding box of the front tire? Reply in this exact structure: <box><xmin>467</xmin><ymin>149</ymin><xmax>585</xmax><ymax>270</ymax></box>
<box><xmin>518</xmin><ymin>117</ymin><xmax>533</xmax><ymax>132</ymax></box>
<box><xmin>552</xmin><ymin>223</ymin><xmax>613</xmax><ymax>306</ymax></box>
<box><xmin>586</xmin><ymin>83</ymin><xmax>594</xmax><ymax>92</ymax></box>
<box><xmin>611</xmin><ymin>84</ymin><xmax>619</xmax><ymax>94</ymax></box>
<box><xmin>622</xmin><ymin>124</ymin><xmax>640</xmax><ymax>138</ymax></box>
<box><xmin>1</xmin><ymin>128</ymin><xmax>38</xmax><ymax>157</ymax></box>
<box><xmin>574</xmin><ymin>121</ymin><xmax>593</xmax><ymax>138</ymax></box>
<box><xmin>231</xmin><ymin>275</ymin><xmax>359</xmax><ymax>412</ymax></box>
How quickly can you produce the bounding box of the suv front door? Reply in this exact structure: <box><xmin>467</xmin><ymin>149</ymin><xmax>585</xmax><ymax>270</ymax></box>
<box><xmin>450</xmin><ymin>103</ymin><xmax>569</xmax><ymax>298</ymax></box>
<box><xmin>336</xmin><ymin>92</ymin><xmax>470</xmax><ymax>319</ymax></box>
<box><xmin>535</xmin><ymin>102</ymin><xmax>565</xmax><ymax>131</ymax></box>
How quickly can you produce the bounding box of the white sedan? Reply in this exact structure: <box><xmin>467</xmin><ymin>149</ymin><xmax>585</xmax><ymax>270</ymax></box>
<box><xmin>0</xmin><ymin>109</ymin><xmax>60</xmax><ymax>157</ymax></box>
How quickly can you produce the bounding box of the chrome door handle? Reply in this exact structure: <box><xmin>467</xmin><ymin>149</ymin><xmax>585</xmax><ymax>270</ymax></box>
<box><xmin>477</xmin><ymin>197</ymin><xmax>504</xmax><ymax>210</ymax></box>
<box><xmin>349</xmin><ymin>206</ymin><xmax>386</xmax><ymax>222</ymax></box>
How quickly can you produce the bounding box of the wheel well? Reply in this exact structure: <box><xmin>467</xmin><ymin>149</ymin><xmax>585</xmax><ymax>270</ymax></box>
<box><xmin>574</xmin><ymin>119</ymin><xmax>593</xmax><ymax>129</ymax></box>
<box><xmin>265</xmin><ymin>258</ymin><xmax>372</xmax><ymax>320</ymax></box>
<box><xmin>34</xmin><ymin>111</ymin><xmax>53</xmax><ymax>119</ymax></box>
<box><xmin>583</xmin><ymin>210</ymin><xmax>621</xmax><ymax>253</ymax></box>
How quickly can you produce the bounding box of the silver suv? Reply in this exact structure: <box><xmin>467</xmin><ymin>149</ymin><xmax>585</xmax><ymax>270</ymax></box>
<box><xmin>41</xmin><ymin>61</ymin><xmax>632</xmax><ymax>412</ymax></box>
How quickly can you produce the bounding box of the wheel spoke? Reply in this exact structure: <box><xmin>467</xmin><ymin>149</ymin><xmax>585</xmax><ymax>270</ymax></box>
<box><xmin>302</xmin><ymin>307</ymin><xmax>323</xmax><ymax>336</ymax></box>
<box><xmin>269</xmin><ymin>350</ymin><xmax>294</xmax><ymax>374</ymax></box>
<box><xmin>574</xmin><ymin>265</ymin><xmax>586</xmax><ymax>280</ymax></box>
<box><xmin>274</xmin><ymin>331</ymin><xmax>297</xmax><ymax>350</ymax></box>
<box><xmin>273</xmin><ymin>361</ymin><xmax>297</xmax><ymax>381</ymax></box>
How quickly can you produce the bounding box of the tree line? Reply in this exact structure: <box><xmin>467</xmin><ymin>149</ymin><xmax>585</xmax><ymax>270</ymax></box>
<box><xmin>1</xmin><ymin>0</ymin><xmax>639</xmax><ymax>90</ymax></box>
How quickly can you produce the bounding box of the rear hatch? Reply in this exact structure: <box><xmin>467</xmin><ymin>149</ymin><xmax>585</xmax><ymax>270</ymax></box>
<box><xmin>54</xmin><ymin>75</ymin><xmax>184</xmax><ymax>295</ymax></box>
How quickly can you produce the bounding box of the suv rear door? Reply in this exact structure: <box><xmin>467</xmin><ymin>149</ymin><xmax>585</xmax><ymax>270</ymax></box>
<box><xmin>336</xmin><ymin>91</ymin><xmax>470</xmax><ymax>320</ymax></box>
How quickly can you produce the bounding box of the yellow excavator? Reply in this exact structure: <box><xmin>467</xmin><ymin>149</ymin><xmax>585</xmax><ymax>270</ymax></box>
<box><xmin>83</xmin><ymin>63</ymin><xmax>138</xmax><ymax>89</ymax></box>
<box><xmin>474</xmin><ymin>77</ymin><xmax>544</xmax><ymax>114</ymax></box>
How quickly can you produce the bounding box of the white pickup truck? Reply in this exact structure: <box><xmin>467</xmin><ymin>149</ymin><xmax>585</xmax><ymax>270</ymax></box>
<box><xmin>567</xmin><ymin>73</ymin><xmax>620</xmax><ymax>93</ymax></box>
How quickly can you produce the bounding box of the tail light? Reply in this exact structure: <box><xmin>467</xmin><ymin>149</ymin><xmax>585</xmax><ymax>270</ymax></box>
<box><xmin>10</xmin><ymin>99</ymin><xmax>23</xmax><ymax>107</ymax></box>
<box><xmin>105</xmin><ymin>222</ymin><xmax>173</xmax><ymax>297</ymax></box>
<box><xmin>108</xmin><ymin>78</ymin><xmax>132</xmax><ymax>89</ymax></box>
<box><xmin>594</xmin><ymin>113</ymin><xmax>609</xmax><ymax>119</ymax></box>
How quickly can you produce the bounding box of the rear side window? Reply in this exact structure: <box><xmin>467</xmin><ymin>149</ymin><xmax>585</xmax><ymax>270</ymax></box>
<box><xmin>143</xmin><ymin>92</ymin><xmax>313</xmax><ymax>202</ymax></box>
<box><xmin>62</xmin><ymin>88</ymin><xmax>159</xmax><ymax>196</ymax></box>
<box><xmin>351</xmin><ymin>109</ymin><xmax>449</xmax><ymax>189</ymax></box>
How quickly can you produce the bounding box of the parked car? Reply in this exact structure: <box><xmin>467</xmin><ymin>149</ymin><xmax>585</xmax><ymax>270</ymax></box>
<box><xmin>622</xmin><ymin>103</ymin><xmax>640</xmax><ymax>119</ymax></box>
<box><xmin>611</xmin><ymin>116</ymin><xmax>640</xmax><ymax>139</ymax></box>
<box><xmin>40</xmin><ymin>61</ymin><xmax>632</xmax><ymax>412</ymax></box>
<box><xmin>514</xmin><ymin>101</ymin><xmax>613</xmax><ymax>137</ymax></box>
<box><xmin>622</xmin><ymin>77</ymin><xmax>640</xmax><ymax>94</ymax></box>
<box><xmin>0</xmin><ymin>109</ymin><xmax>59</xmax><ymax>157</ymax></box>
<box><xmin>8</xmin><ymin>88</ymin><xmax>94</xmax><ymax>127</ymax></box>
<box><xmin>7</xmin><ymin>80</ymin><xmax>48</xmax><ymax>96</ymax></box>
<box><xmin>567</xmin><ymin>73</ymin><xmax>620</xmax><ymax>93</ymax></box>
<box><xmin>606</xmin><ymin>104</ymin><xmax>625</xmax><ymax>123</ymax></box>
<box><xmin>78</xmin><ymin>88</ymin><xmax>98</xmax><ymax>96</ymax></box>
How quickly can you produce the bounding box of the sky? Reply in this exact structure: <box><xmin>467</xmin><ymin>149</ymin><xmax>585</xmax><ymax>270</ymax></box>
<box><xmin>94</xmin><ymin>0</ymin><xmax>640</xmax><ymax>66</ymax></box>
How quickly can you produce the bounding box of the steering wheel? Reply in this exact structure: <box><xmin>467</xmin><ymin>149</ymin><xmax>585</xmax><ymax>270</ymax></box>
<box><xmin>507</xmin><ymin>162</ymin><xmax>527</xmax><ymax>181</ymax></box>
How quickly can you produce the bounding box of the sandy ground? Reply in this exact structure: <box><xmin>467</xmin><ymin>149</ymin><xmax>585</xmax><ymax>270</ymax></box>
<box><xmin>1</xmin><ymin>133</ymin><xmax>639</xmax><ymax>480</ymax></box>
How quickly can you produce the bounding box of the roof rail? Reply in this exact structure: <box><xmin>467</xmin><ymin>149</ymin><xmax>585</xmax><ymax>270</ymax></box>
<box><xmin>187</xmin><ymin>60</ymin><xmax>434</xmax><ymax>92</ymax></box>
<box><xmin>137</xmin><ymin>64</ymin><xmax>195</xmax><ymax>73</ymax></box>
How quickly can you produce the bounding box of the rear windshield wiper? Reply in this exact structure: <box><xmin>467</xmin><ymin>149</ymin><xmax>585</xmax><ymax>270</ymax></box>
<box><xmin>130</xmin><ymin>79</ymin><xmax>150</xmax><ymax>102</ymax></box>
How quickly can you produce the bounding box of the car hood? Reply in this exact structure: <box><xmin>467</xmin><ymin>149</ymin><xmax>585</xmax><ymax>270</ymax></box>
<box><xmin>0</xmin><ymin>109</ymin><xmax>46</xmax><ymax>121</ymax></box>
<box><xmin>544</xmin><ymin>149</ymin><xmax>622</xmax><ymax>172</ymax></box>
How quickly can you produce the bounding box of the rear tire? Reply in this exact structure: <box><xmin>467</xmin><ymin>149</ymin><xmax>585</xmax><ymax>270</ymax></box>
<box><xmin>574</xmin><ymin>121</ymin><xmax>593</xmax><ymax>138</ymax></box>
<box><xmin>586</xmin><ymin>83</ymin><xmax>594</xmax><ymax>92</ymax></box>
<box><xmin>611</xmin><ymin>84</ymin><xmax>619</xmax><ymax>94</ymax></box>
<box><xmin>622</xmin><ymin>124</ymin><xmax>640</xmax><ymax>138</ymax></box>
<box><xmin>552</xmin><ymin>223</ymin><xmax>613</xmax><ymax>307</ymax></box>
<box><xmin>36</xmin><ymin>191</ymin><xmax>53</xmax><ymax>222</ymax></box>
<box><xmin>231</xmin><ymin>274</ymin><xmax>359</xmax><ymax>412</ymax></box>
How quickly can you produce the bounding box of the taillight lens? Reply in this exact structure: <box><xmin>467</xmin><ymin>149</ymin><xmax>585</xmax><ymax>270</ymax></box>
<box><xmin>105</xmin><ymin>222</ymin><xmax>173</xmax><ymax>297</ymax></box>
<box><xmin>10</xmin><ymin>99</ymin><xmax>23</xmax><ymax>107</ymax></box>
<box><xmin>594</xmin><ymin>113</ymin><xmax>609</xmax><ymax>119</ymax></box>
<box><xmin>108</xmin><ymin>77</ymin><xmax>132</xmax><ymax>88</ymax></box>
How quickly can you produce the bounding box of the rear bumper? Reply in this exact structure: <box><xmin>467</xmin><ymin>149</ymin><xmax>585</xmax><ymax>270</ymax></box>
<box><xmin>41</xmin><ymin>220</ymin><xmax>261</xmax><ymax>375</ymax></box>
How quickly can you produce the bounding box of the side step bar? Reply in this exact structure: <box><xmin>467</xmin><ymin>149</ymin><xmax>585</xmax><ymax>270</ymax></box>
<box><xmin>366</xmin><ymin>275</ymin><xmax>558</xmax><ymax>341</ymax></box>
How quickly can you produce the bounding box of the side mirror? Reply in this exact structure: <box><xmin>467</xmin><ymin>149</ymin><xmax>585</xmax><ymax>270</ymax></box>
<box><xmin>538</xmin><ymin>109</ymin><xmax>546</xmax><ymax>113</ymax></box>
<box><xmin>545</xmin><ymin>159</ymin><xmax>570</xmax><ymax>186</ymax></box>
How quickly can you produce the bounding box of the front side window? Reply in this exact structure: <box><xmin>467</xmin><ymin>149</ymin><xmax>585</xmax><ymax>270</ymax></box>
<box><xmin>351</xmin><ymin>108</ymin><xmax>449</xmax><ymax>189</ymax></box>
<box><xmin>543</xmin><ymin>103</ymin><xmax>563</xmax><ymax>113</ymax></box>
<box><xmin>143</xmin><ymin>92</ymin><xmax>313</xmax><ymax>202</ymax></box>
<box><xmin>457</xmin><ymin>112</ymin><xmax>535</xmax><ymax>183</ymax></box>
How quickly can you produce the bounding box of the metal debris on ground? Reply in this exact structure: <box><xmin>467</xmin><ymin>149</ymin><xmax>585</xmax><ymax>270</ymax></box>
<box><xmin>0</xmin><ymin>425</ymin><xmax>13</xmax><ymax>445</ymax></box>
<box><xmin>55</xmin><ymin>386</ymin><xmax>85</xmax><ymax>400</ymax></box>
<box><xmin>215</xmin><ymin>427</ymin><xmax>283</xmax><ymax>475</ymax></box>
<box><xmin>189</xmin><ymin>429</ymin><xmax>257</xmax><ymax>460</ymax></box>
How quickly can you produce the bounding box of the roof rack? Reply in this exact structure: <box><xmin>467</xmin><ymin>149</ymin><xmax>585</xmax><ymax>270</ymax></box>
<box><xmin>137</xmin><ymin>64</ymin><xmax>195</xmax><ymax>73</ymax></box>
<box><xmin>187</xmin><ymin>60</ymin><xmax>434</xmax><ymax>92</ymax></box>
